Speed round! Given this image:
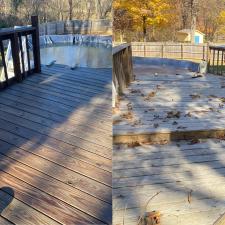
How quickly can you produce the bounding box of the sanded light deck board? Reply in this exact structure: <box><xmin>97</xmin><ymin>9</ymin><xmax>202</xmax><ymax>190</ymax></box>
<box><xmin>113</xmin><ymin>139</ymin><xmax>225</xmax><ymax>225</ymax></box>
<box><xmin>113</xmin><ymin>63</ymin><xmax>225</xmax><ymax>143</ymax></box>
<box><xmin>113</xmin><ymin>62</ymin><xmax>225</xmax><ymax>225</ymax></box>
<box><xmin>0</xmin><ymin>65</ymin><xmax>112</xmax><ymax>225</ymax></box>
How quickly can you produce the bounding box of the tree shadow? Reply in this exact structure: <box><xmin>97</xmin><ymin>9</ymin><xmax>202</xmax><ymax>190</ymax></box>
<box><xmin>0</xmin><ymin>187</ymin><xmax>14</xmax><ymax>213</ymax></box>
<box><xmin>0</xmin><ymin>63</ymin><xmax>112</xmax><ymax>224</ymax></box>
<box><xmin>113</xmin><ymin>59</ymin><xmax>225</xmax><ymax>225</ymax></box>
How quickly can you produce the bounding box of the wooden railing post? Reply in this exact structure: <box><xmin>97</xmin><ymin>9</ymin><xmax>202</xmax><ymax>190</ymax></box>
<box><xmin>112</xmin><ymin>43</ymin><xmax>134</xmax><ymax>105</ymax></box>
<box><xmin>161</xmin><ymin>44</ymin><xmax>164</xmax><ymax>58</ymax></box>
<box><xmin>31</xmin><ymin>15</ymin><xmax>41</xmax><ymax>73</ymax></box>
<box><xmin>11</xmin><ymin>33</ymin><xmax>22</xmax><ymax>82</ymax></box>
<box><xmin>181</xmin><ymin>44</ymin><xmax>183</xmax><ymax>59</ymax></box>
<box><xmin>0</xmin><ymin>39</ymin><xmax>9</xmax><ymax>84</ymax></box>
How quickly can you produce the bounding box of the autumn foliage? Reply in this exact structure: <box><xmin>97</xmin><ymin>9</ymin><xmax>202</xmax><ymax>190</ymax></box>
<box><xmin>113</xmin><ymin>0</ymin><xmax>225</xmax><ymax>42</ymax></box>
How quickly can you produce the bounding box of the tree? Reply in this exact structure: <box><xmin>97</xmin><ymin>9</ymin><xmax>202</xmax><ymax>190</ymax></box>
<box><xmin>114</xmin><ymin>0</ymin><xmax>172</xmax><ymax>41</ymax></box>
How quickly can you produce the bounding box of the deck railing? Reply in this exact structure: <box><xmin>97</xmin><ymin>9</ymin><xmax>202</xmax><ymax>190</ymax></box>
<box><xmin>208</xmin><ymin>46</ymin><xmax>225</xmax><ymax>75</ymax></box>
<box><xmin>0</xmin><ymin>16</ymin><xmax>41</xmax><ymax>89</ymax></box>
<box><xmin>112</xmin><ymin>43</ymin><xmax>134</xmax><ymax>107</ymax></box>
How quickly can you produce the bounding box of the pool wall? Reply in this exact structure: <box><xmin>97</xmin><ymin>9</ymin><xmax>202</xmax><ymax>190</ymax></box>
<box><xmin>39</xmin><ymin>34</ymin><xmax>112</xmax><ymax>47</ymax></box>
<box><xmin>133</xmin><ymin>57</ymin><xmax>200</xmax><ymax>72</ymax></box>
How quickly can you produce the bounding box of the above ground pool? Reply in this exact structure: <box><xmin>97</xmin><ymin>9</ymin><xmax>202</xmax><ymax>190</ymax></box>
<box><xmin>40</xmin><ymin>35</ymin><xmax>112</xmax><ymax>68</ymax></box>
<box><xmin>40</xmin><ymin>43</ymin><xmax>112</xmax><ymax>68</ymax></box>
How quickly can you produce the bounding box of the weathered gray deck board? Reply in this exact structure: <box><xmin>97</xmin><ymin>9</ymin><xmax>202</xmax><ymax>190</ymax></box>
<box><xmin>113</xmin><ymin>63</ymin><xmax>225</xmax><ymax>225</ymax></box>
<box><xmin>0</xmin><ymin>65</ymin><xmax>112</xmax><ymax>225</ymax></box>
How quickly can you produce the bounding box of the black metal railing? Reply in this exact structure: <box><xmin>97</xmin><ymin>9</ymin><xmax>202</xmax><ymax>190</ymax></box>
<box><xmin>0</xmin><ymin>16</ymin><xmax>41</xmax><ymax>89</ymax></box>
<box><xmin>208</xmin><ymin>46</ymin><xmax>225</xmax><ymax>75</ymax></box>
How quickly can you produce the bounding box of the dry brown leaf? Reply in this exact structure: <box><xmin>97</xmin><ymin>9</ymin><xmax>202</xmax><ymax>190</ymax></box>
<box><xmin>113</xmin><ymin>119</ymin><xmax>122</xmax><ymax>125</ymax></box>
<box><xmin>190</xmin><ymin>94</ymin><xmax>201</xmax><ymax>99</ymax></box>
<box><xmin>127</xmin><ymin>141</ymin><xmax>141</xmax><ymax>148</ymax></box>
<box><xmin>145</xmin><ymin>91</ymin><xmax>156</xmax><ymax>101</ymax></box>
<box><xmin>172</xmin><ymin>121</ymin><xmax>178</xmax><ymax>125</ymax></box>
<box><xmin>177</xmin><ymin>126</ymin><xmax>187</xmax><ymax>129</ymax></box>
<box><xmin>189</xmin><ymin>139</ymin><xmax>200</xmax><ymax>145</ymax></box>
<box><xmin>112</xmin><ymin>107</ymin><xmax>120</xmax><ymax>114</ymax></box>
<box><xmin>208</xmin><ymin>95</ymin><xmax>218</xmax><ymax>98</ymax></box>
<box><xmin>130</xmin><ymin>89</ymin><xmax>141</xmax><ymax>94</ymax></box>
<box><xmin>167</xmin><ymin>111</ymin><xmax>181</xmax><ymax>118</ymax></box>
<box><xmin>185</xmin><ymin>112</ymin><xmax>192</xmax><ymax>117</ymax></box>
<box><xmin>188</xmin><ymin>190</ymin><xmax>193</xmax><ymax>204</ymax></box>
<box><xmin>127</xmin><ymin>103</ymin><xmax>133</xmax><ymax>110</ymax></box>
<box><xmin>121</xmin><ymin>111</ymin><xmax>133</xmax><ymax>120</ymax></box>
<box><xmin>132</xmin><ymin>119</ymin><xmax>142</xmax><ymax>126</ymax></box>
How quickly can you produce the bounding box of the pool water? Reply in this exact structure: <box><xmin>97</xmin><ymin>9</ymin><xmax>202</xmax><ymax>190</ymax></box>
<box><xmin>40</xmin><ymin>44</ymin><xmax>112</xmax><ymax>68</ymax></box>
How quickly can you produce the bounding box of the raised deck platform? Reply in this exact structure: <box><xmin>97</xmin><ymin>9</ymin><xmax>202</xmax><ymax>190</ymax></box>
<box><xmin>113</xmin><ymin>63</ymin><xmax>225</xmax><ymax>143</ymax></box>
<box><xmin>0</xmin><ymin>65</ymin><xmax>112</xmax><ymax>225</ymax></box>
<box><xmin>113</xmin><ymin>61</ymin><xmax>225</xmax><ymax>225</ymax></box>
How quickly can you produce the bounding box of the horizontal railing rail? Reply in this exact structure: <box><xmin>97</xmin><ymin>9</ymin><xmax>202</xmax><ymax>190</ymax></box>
<box><xmin>208</xmin><ymin>46</ymin><xmax>225</xmax><ymax>75</ymax></box>
<box><xmin>112</xmin><ymin>43</ymin><xmax>134</xmax><ymax>107</ymax></box>
<box><xmin>0</xmin><ymin>16</ymin><xmax>41</xmax><ymax>89</ymax></box>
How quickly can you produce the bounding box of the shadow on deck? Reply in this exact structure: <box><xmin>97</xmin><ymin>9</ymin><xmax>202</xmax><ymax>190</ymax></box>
<box><xmin>0</xmin><ymin>64</ymin><xmax>112</xmax><ymax>225</ymax></box>
<box><xmin>113</xmin><ymin>61</ymin><xmax>225</xmax><ymax>225</ymax></box>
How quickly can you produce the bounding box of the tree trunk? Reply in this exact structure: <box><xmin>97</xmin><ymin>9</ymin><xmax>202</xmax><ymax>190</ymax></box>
<box><xmin>143</xmin><ymin>16</ymin><xmax>147</xmax><ymax>42</ymax></box>
<box><xmin>68</xmin><ymin>0</ymin><xmax>73</xmax><ymax>20</ymax></box>
<box><xmin>190</xmin><ymin>0</ymin><xmax>198</xmax><ymax>43</ymax></box>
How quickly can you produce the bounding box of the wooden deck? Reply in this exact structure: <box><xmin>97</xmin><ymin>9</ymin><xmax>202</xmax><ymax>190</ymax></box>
<box><xmin>113</xmin><ymin>63</ymin><xmax>225</xmax><ymax>143</ymax></box>
<box><xmin>113</xmin><ymin>140</ymin><xmax>225</xmax><ymax>225</ymax></box>
<box><xmin>0</xmin><ymin>65</ymin><xmax>112</xmax><ymax>225</ymax></box>
<box><xmin>113</xmin><ymin>62</ymin><xmax>225</xmax><ymax>225</ymax></box>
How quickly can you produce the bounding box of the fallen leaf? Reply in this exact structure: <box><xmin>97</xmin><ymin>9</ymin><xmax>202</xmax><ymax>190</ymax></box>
<box><xmin>185</xmin><ymin>112</ymin><xmax>192</xmax><ymax>117</ymax></box>
<box><xmin>130</xmin><ymin>89</ymin><xmax>141</xmax><ymax>94</ymax></box>
<box><xmin>167</xmin><ymin>111</ymin><xmax>181</xmax><ymax>118</ymax></box>
<box><xmin>127</xmin><ymin>141</ymin><xmax>141</xmax><ymax>147</ymax></box>
<box><xmin>113</xmin><ymin>119</ymin><xmax>122</xmax><ymax>125</ymax></box>
<box><xmin>121</xmin><ymin>111</ymin><xmax>133</xmax><ymax>120</ymax></box>
<box><xmin>188</xmin><ymin>190</ymin><xmax>193</xmax><ymax>203</ymax></box>
<box><xmin>145</xmin><ymin>91</ymin><xmax>156</xmax><ymax>100</ymax></box>
<box><xmin>127</xmin><ymin>103</ymin><xmax>133</xmax><ymax>110</ymax></box>
<box><xmin>177</xmin><ymin>126</ymin><xmax>187</xmax><ymax>129</ymax></box>
<box><xmin>189</xmin><ymin>139</ymin><xmax>200</xmax><ymax>145</ymax></box>
<box><xmin>172</xmin><ymin>121</ymin><xmax>178</xmax><ymax>125</ymax></box>
<box><xmin>208</xmin><ymin>95</ymin><xmax>218</xmax><ymax>98</ymax></box>
<box><xmin>190</xmin><ymin>94</ymin><xmax>201</xmax><ymax>99</ymax></box>
<box><xmin>132</xmin><ymin>119</ymin><xmax>142</xmax><ymax>126</ymax></box>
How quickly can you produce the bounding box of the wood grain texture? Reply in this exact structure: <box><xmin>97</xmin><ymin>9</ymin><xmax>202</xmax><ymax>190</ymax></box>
<box><xmin>0</xmin><ymin>65</ymin><xmax>112</xmax><ymax>225</ymax></box>
<box><xmin>113</xmin><ymin>63</ymin><xmax>225</xmax><ymax>143</ymax></box>
<box><xmin>113</xmin><ymin>62</ymin><xmax>225</xmax><ymax>225</ymax></box>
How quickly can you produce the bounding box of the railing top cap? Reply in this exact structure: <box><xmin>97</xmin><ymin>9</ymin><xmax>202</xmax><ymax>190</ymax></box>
<box><xmin>0</xmin><ymin>26</ymin><xmax>35</xmax><ymax>37</ymax></box>
<box><xmin>209</xmin><ymin>45</ymin><xmax>225</xmax><ymax>50</ymax></box>
<box><xmin>113</xmin><ymin>43</ymin><xmax>131</xmax><ymax>55</ymax></box>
